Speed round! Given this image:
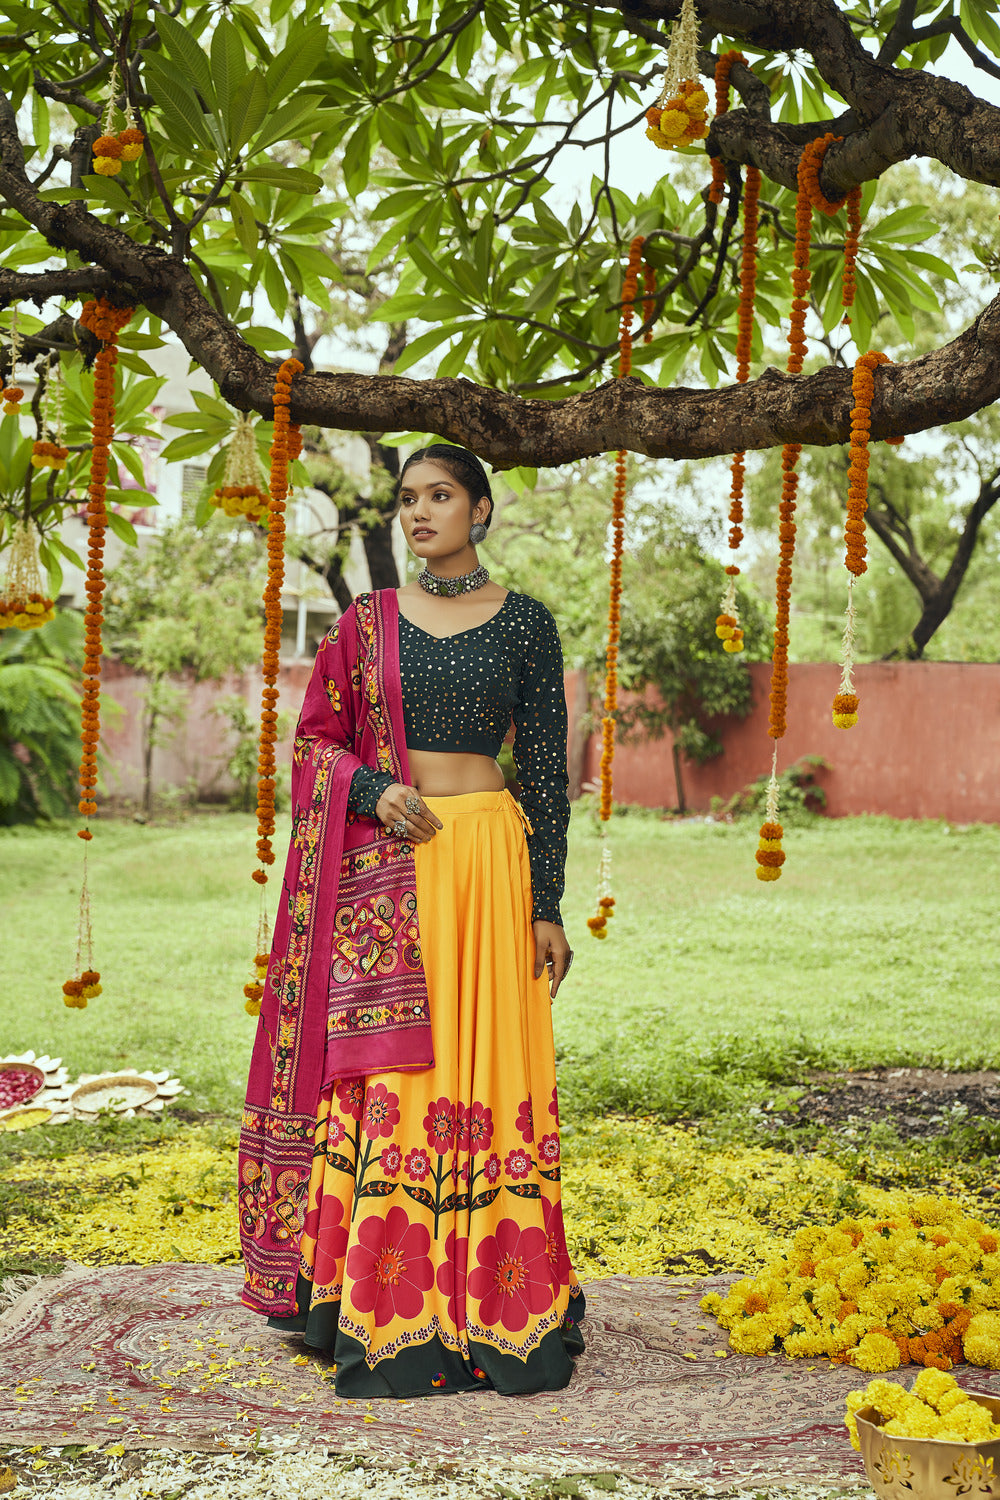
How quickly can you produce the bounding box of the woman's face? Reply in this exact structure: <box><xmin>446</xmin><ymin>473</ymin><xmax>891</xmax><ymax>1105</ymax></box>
<box><xmin>397</xmin><ymin>461</ymin><xmax>489</xmax><ymax>562</ymax></box>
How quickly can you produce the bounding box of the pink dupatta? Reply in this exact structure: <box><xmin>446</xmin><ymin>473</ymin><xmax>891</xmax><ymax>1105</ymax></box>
<box><xmin>238</xmin><ymin>589</ymin><xmax>432</xmax><ymax>1316</ymax></box>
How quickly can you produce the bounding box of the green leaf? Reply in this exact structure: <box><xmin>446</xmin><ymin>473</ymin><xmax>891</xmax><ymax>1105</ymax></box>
<box><xmin>104</xmin><ymin>510</ymin><xmax>139</xmax><ymax>547</ymax></box>
<box><xmin>250</xmin><ymin>96</ymin><xmax>335</xmax><ymax>155</ymax></box>
<box><xmin>264</xmin><ymin>23</ymin><xmax>329</xmax><ymax>99</ymax></box>
<box><xmin>114</xmin><ymin>442</ymin><xmax>147</xmax><ymax>486</ymax></box>
<box><xmin>143</xmin><ymin>52</ymin><xmax>218</xmax><ymax>153</ymax></box>
<box><xmin>392</xmin><ymin>322</ymin><xmax>479</xmax><ymax>375</ymax></box>
<box><xmin>239</xmin><ymin>165</ymin><xmax>324</xmax><ymax>193</ymax></box>
<box><xmin>160</xmin><ymin>429</ymin><xmax>222</xmax><ymax>462</ymax></box>
<box><xmin>342</xmin><ymin>115</ymin><xmax>374</xmax><ymax>198</ymax></box>
<box><xmin>229</xmin><ymin>68</ymin><xmax>269</xmax><ymax>154</ymax></box>
<box><xmin>230</xmin><ymin>188</ymin><xmax>259</xmax><ymax>252</ymax></box>
<box><xmin>81</xmin><ymin>173</ymin><xmax>134</xmax><ymax>213</ymax></box>
<box><xmin>157</xmin><ymin>11</ymin><xmax>217</xmax><ymax>109</ymax></box>
<box><xmin>211</xmin><ymin>15</ymin><xmax>248</xmax><ymax>127</ymax></box>
<box><xmin>239</xmin><ymin>326</ymin><xmax>293</xmax><ymax>353</ymax></box>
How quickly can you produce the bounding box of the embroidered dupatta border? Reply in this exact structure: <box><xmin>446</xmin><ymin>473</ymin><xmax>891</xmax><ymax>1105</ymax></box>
<box><xmin>239</xmin><ymin>590</ymin><xmax>431</xmax><ymax>1317</ymax></box>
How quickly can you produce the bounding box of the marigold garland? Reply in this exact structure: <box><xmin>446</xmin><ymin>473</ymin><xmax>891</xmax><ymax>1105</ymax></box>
<box><xmin>717</xmin><ymin>151</ymin><xmax>759</xmax><ymax>652</ymax></box>
<box><xmin>590</xmin><ymin>237</ymin><xmax>643</xmax><ymax>939</ymax></box>
<box><xmin>702</xmin><ymin>1198</ymin><xmax>1000</xmax><ymax>1373</ymax></box>
<box><xmin>708</xmin><ymin>51</ymin><xmax>745</xmax><ymax>205</ymax></box>
<box><xmin>212</xmin><ymin>412</ymin><xmax>269</xmax><ymax>524</ymax></box>
<box><xmin>0</xmin><ymin>521</ymin><xmax>55</xmax><ymax>631</ymax></box>
<box><xmin>831</xmin><ymin>350</ymin><xmax>891</xmax><ymax>731</ymax></box>
<box><xmin>62</xmin><ymin>295</ymin><xmax>133</xmax><ymax>1008</ymax></box>
<box><xmin>645</xmin><ymin>0</ymin><xmax>707</xmax><ymax>151</ymax></box>
<box><xmin>91</xmin><ymin>60</ymin><xmax>145</xmax><ymax>179</ymax></box>
<box><xmin>2</xmin><ymin>307</ymin><xmax>24</xmax><ymax>414</ymax></box>
<box><xmin>247</xmin><ymin>359</ymin><xmax>302</xmax><ymax>1008</ymax></box>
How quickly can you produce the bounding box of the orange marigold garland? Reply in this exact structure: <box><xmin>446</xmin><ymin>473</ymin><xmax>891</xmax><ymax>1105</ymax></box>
<box><xmin>589</xmin><ymin>238</ymin><xmax>643</xmax><ymax>940</ymax></box>
<box><xmin>246</xmin><ymin>358</ymin><xmax>303</xmax><ymax>1014</ymax></box>
<box><xmin>63</xmin><ymin>296</ymin><xmax>133</xmax><ymax>1007</ymax></box>
<box><xmin>645</xmin><ymin>0</ymin><xmax>708</xmax><ymax>151</ymax></box>
<box><xmin>212</xmin><ymin>412</ymin><xmax>269</xmax><ymax>524</ymax></box>
<box><xmin>832</xmin><ymin>350</ymin><xmax>891</xmax><ymax>731</ymax></box>
<box><xmin>717</xmin><ymin>157</ymin><xmax>760</xmax><ymax>654</ymax></box>
<box><xmin>708</xmin><ymin>50</ymin><xmax>745</xmax><ymax>205</ymax></box>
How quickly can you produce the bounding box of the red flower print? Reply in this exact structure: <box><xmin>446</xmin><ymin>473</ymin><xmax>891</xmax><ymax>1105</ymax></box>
<box><xmin>336</xmin><ymin>1079</ymin><xmax>364</xmax><ymax>1121</ymax></box>
<box><xmin>537</xmin><ymin>1132</ymin><xmax>560</xmax><ymax>1167</ymax></box>
<box><xmin>436</xmin><ymin>1229</ymin><xmax>469</xmax><ymax>1329</ymax></box>
<box><xmin>423</xmin><ymin>1096</ymin><xmax>457</xmax><ymax>1156</ymax></box>
<box><xmin>504</xmin><ymin>1146</ymin><xmax>532</xmax><ymax>1181</ymax></box>
<box><xmin>515</xmin><ymin>1096</ymin><xmax>534</xmax><ymax>1142</ymax></box>
<box><xmin>461</xmin><ymin>1101</ymin><xmax>494</xmax><ymax>1156</ymax></box>
<box><xmin>468</xmin><ymin>1218</ymin><xmax>553</xmax><ymax>1333</ymax></box>
<box><xmin>363</xmin><ymin>1082</ymin><xmax>400</xmax><ymax>1141</ymax></box>
<box><xmin>326</xmin><ymin>1116</ymin><xmax>347</xmax><ymax>1149</ymax></box>
<box><xmin>347</xmin><ymin>1206</ymin><xmax>434</xmax><ymax>1327</ymax></box>
<box><xmin>542</xmin><ymin>1196</ymin><xmax>571</xmax><ymax>1285</ymax></box>
<box><xmin>404</xmin><ymin>1147</ymin><xmax>432</xmax><ymax>1183</ymax></box>
<box><xmin>482</xmin><ymin>1152</ymin><xmax>501</xmax><ymax>1185</ymax></box>
<box><xmin>548</xmin><ymin>1086</ymin><xmax>559</xmax><ymax>1125</ymax></box>
<box><xmin>450</xmin><ymin>1159</ymin><xmax>470</xmax><ymax>1186</ymax></box>
<box><xmin>380</xmin><ymin>1143</ymin><xmax>402</xmax><ymax>1178</ymax></box>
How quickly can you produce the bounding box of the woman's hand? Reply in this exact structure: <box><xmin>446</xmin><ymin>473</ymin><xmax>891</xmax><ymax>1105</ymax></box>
<box><xmin>375</xmin><ymin>783</ymin><xmax>443</xmax><ymax>843</ymax></box>
<box><xmin>533</xmin><ymin>921</ymin><xmax>573</xmax><ymax>1001</ymax></box>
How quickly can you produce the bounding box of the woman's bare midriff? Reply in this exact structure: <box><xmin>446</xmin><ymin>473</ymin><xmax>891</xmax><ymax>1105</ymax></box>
<box><xmin>408</xmin><ymin>748</ymin><xmax>505</xmax><ymax>797</ymax></box>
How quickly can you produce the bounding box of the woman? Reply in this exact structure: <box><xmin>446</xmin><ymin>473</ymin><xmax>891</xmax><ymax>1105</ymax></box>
<box><xmin>238</xmin><ymin>443</ymin><xmax>584</xmax><ymax>1398</ymax></box>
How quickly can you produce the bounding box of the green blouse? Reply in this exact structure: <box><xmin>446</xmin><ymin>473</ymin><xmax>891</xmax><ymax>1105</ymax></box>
<box><xmin>347</xmin><ymin>592</ymin><xmax>570</xmax><ymax>925</ymax></box>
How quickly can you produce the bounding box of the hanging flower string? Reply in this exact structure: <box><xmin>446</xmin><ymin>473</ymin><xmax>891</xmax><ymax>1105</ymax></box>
<box><xmin>589</xmin><ymin>236</ymin><xmax>643</xmax><ymax>941</ymax></box>
<box><xmin>63</xmin><ymin>295</ymin><xmax>133</xmax><ymax>1010</ymax></box>
<box><xmin>32</xmin><ymin>356</ymin><xmax>69</xmax><ymax>472</ymax></box>
<box><xmin>212</xmin><ymin>412</ymin><xmax>269</xmax><ymax>524</ymax></box>
<box><xmin>833</xmin><ymin>350</ymin><xmax>891</xmax><ymax>730</ymax></box>
<box><xmin>0</xmin><ymin>520</ymin><xmax>55</xmax><ymax>630</ymax></box>
<box><xmin>708</xmin><ymin>50</ymin><xmax>744</xmax><ymax>206</ymax></box>
<box><xmin>2</xmin><ymin>307</ymin><xmax>24</xmax><ymax>414</ymax></box>
<box><xmin>755</xmin><ymin>142</ymin><xmax>822</xmax><ymax>883</ymax></box>
<box><xmin>246</xmin><ymin>358</ymin><xmax>303</xmax><ymax>1016</ymax></box>
<box><xmin>645</xmin><ymin>0</ymin><xmax>708</xmax><ymax>150</ymax></box>
<box><xmin>91</xmin><ymin>57</ymin><xmax>145</xmax><ymax>178</ymax></box>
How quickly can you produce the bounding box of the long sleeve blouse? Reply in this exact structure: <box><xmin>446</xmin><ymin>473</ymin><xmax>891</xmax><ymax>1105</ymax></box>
<box><xmin>346</xmin><ymin>591</ymin><xmax>570</xmax><ymax>925</ymax></box>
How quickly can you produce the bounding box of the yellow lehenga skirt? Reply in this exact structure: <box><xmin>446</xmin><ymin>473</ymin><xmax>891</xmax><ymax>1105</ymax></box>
<box><xmin>268</xmin><ymin>788</ymin><xmax>585</xmax><ymax>1398</ymax></box>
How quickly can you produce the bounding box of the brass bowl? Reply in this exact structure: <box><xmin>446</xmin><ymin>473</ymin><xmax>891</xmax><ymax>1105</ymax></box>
<box><xmin>857</xmin><ymin>1393</ymin><xmax>1000</xmax><ymax>1499</ymax></box>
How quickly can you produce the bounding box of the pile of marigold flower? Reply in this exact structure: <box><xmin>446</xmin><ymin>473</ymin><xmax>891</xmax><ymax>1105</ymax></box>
<box><xmin>847</xmin><ymin>1367</ymin><xmax>1000</xmax><ymax>1449</ymax></box>
<box><xmin>701</xmin><ymin>1196</ymin><xmax>1000</xmax><ymax>1371</ymax></box>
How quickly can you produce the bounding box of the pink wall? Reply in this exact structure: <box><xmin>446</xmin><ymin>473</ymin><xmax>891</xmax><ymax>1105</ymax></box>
<box><xmin>584</xmin><ymin>661</ymin><xmax>1000</xmax><ymax>823</ymax></box>
<box><xmin>99</xmin><ymin>659</ymin><xmax>1000</xmax><ymax>824</ymax></box>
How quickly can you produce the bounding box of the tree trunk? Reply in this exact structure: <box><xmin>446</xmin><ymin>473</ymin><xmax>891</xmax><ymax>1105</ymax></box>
<box><xmin>362</xmin><ymin>515</ymin><xmax>400</xmax><ymax>591</ymax></box>
<box><xmin>671</xmin><ymin>739</ymin><xmax>687</xmax><ymax>814</ymax></box>
<box><xmin>143</xmin><ymin>703</ymin><xmax>156</xmax><ymax>818</ymax></box>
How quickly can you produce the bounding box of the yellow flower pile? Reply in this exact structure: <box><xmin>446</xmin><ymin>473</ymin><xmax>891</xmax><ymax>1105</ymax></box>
<box><xmin>702</xmin><ymin>1197</ymin><xmax>1000</xmax><ymax>1371</ymax></box>
<box><xmin>846</xmin><ymin>1368</ymin><xmax>1000</xmax><ymax>1450</ymax></box>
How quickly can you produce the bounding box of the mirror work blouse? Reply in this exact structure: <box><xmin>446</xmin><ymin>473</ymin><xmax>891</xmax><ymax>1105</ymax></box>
<box><xmin>347</xmin><ymin>592</ymin><xmax>570</xmax><ymax>925</ymax></box>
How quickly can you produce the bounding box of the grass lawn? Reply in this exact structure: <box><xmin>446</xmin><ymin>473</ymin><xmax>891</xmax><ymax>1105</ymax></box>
<box><xmin>1</xmin><ymin>808</ymin><xmax>998</xmax><ymax>1120</ymax></box>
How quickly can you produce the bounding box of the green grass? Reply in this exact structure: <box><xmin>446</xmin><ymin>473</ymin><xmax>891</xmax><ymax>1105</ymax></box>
<box><xmin>2</xmin><ymin>810</ymin><xmax>999</xmax><ymax>1125</ymax></box>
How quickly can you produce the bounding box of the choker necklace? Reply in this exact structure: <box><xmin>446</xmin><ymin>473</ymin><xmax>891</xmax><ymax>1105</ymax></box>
<box><xmin>418</xmin><ymin>564</ymin><xmax>490</xmax><ymax>598</ymax></box>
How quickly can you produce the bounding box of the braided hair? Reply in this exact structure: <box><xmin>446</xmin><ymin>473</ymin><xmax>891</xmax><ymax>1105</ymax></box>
<box><xmin>397</xmin><ymin>444</ymin><xmax>494</xmax><ymax>529</ymax></box>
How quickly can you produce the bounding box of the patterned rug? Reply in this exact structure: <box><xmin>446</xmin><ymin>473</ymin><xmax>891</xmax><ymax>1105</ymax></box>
<box><xmin>3</xmin><ymin>1264</ymin><xmax>999</xmax><ymax>1487</ymax></box>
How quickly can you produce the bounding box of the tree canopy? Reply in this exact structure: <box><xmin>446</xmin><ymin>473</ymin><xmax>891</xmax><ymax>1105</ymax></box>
<box><xmin>2</xmin><ymin>0</ymin><xmax>1000</xmax><ymax>508</ymax></box>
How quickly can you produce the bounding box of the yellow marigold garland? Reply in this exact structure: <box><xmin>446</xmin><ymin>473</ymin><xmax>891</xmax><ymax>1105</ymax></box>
<box><xmin>702</xmin><ymin>1198</ymin><xmax>1000</xmax><ymax>1373</ymax></box>
<box><xmin>91</xmin><ymin>59</ymin><xmax>145</xmax><ymax>179</ymax></box>
<box><xmin>645</xmin><ymin>0</ymin><xmax>708</xmax><ymax>151</ymax></box>
<box><xmin>212</xmin><ymin>412</ymin><xmax>269</xmax><ymax>524</ymax></box>
<box><xmin>246</xmin><ymin>358</ymin><xmax>303</xmax><ymax>1014</ymax></box>
<box><xmin>589</xmin><ymin>238</ymin><xmax>642</xmax><ymax>940</ymax></box>
<box><xmin>62</xmin><ymin>296</ymin><xmax>133</xmax><ymax>1009</ymax></box>
<box><xmin>0</xmin><ymin>521</ymin><xmax>55</xmax><ymax>631</ymax></box>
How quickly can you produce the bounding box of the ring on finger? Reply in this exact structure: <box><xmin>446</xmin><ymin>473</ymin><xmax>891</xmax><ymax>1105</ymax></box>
<box><xmin>404</xmin><ymin>794</ymin><xmax>421</xmax><ymax>816</ymax></box>
<box><xmin>391</xmin><ymin>818</ymin><xmax>408</xmax><ymax>838</ymax></box>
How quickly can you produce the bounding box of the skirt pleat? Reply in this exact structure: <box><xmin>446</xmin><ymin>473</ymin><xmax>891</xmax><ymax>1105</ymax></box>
<box><xmin>268</xmin><ymin>788</ymin><xmax>585</xmax><ymax>1398</ymax></box>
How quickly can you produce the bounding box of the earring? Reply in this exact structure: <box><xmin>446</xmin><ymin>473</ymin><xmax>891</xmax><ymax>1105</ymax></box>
<box><xmin>469</xmin><ymin>521</ymin><xmax>488</xmax><ymax>545</ymax></box>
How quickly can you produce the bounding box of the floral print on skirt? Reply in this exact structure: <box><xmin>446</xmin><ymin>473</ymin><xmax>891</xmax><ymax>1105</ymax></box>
<box><xmin>268</xmin><ymin>789</ymin><xmax>585</xmax><ymax>1398</ymax></box>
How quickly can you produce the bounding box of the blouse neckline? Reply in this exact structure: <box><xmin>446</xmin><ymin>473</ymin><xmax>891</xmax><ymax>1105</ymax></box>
<box><xmin>396</xmin><ymin>590</ymin><xmax>512</xmax><ymax>642</ymax></box>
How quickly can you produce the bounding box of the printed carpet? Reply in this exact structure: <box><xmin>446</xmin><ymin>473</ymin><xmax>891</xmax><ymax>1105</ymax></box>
<box><xmin>3</xmin><ymin>1264</ymin><xmax>999</xmax><ymax>1487</ymax></box>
